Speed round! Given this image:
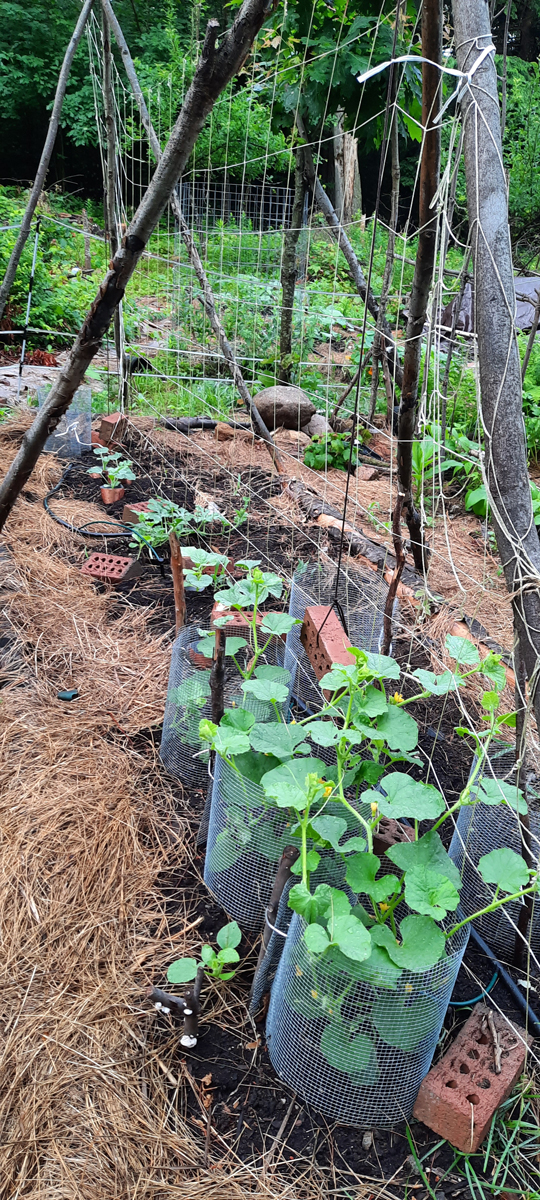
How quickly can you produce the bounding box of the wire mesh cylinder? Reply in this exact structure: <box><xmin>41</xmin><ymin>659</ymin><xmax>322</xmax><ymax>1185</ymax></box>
<box><xmin>204</xmin><ymin>754</ymin><xmax>372</xmax><ymax>930</ymax></box>
<box><xmin>284</xmin><ymin>562</ymin><xmax>395</xmax><ymax>712</ymax></box>
<box><xmin>448</xmin><ymin>750</ymin><xmax>540</xmax><ymax>957</ymax></box>
<box><xmin>266</xmin><ymin>912</ymin><xmax>468</xmax><ymax>1126</ymax></box>
<box><xmin>38</xmin><ymin>385</ymin><xmax>92</xmax><ymax>456</ymax></box>
<box><xmin>160</xmin><ymin>625</ymin><xmax>292</xmax><ymax>791</ymax></box>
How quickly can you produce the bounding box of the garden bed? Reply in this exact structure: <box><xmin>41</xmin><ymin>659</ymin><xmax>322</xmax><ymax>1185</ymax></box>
<box><xmin>0</xmin><ymin>409</ymin><xmax>538</xmax><ymax>1200</ymax></box>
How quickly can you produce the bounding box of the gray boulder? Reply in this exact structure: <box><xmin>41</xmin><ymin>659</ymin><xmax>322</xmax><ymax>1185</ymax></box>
<box><xmin>252</xmin><ymin>385</ymin><xmax>316</xmax><ymax>431</ymax></box>
<box><xmin>302</xmin><ymin>413</ymin><xmax>332</xmax><ymax>438</ymax></box>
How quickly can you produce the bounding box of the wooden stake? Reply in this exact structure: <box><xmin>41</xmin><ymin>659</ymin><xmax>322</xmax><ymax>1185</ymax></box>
<box><xmin>169</xmin><ymin>531</ymin><xmax>185</xmax><ymax>635</ymax></box>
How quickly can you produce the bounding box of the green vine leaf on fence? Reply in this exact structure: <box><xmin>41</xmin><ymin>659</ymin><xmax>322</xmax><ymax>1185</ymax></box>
<box><xmin>412</xmin><ymin>668</ymin><xmax>459</xmax><ymax>695</ymax></box>
<box><xmin>262</xmin><ymin>758</ymin><xmax>328</xmax><ymax>808</ymax></box>
<box><xmin>384</xmin><ymin>915</ymin><xmax>446</xmax><ymax>971</ymax></box>
<box><xmin>241</xmin><ymin>678</ymin><xmax>289</xmax><ymax>704</ymax></box>
<box><xmin>361</xmin><ymin>651</ymin><xmax>401</xmax><ymax>680</ymax></box>
<box><xmin>385</xmin><ymin>829</ymin><xmax>461</xmax><ymax>889</ymax></box>
<box><xmin>320</xmin><ymin>1022</ymin><xmax>378</xmax><ymax>1085</ymax></box>
<box><xmin>375</xmin><ymin>705</ymin><xmax>419</xmax><ymax>752</ymax></box>
<box><xmin>372</xmin><ymin>994</ymin><xmax>439</xmax><ymax>1050</ymax></box>
<box><xmin>304</xmin><ymin>923</ymin><xmax>331</xmax><ymax>953</ymax></box>
<box><xmin>404</xmin><ymin>866</ymin><xmax>460</xmax><ymax>920</ymax></box>
<box><xmin>307</xmin><ymin>720</ymin><xmax>340</xmax><ymax>747</ymax></box>
<box><xmin>480</xmin><ymin>652</ymin><xmax>507</xmax><ymax>691</ymax></box>
<box><xmin>249</xmin><ymin>721</ymin><xmax>309</xmax><ymax>759</ymax></box>
<box><xmin>221</xmin><ymin>708</ymin><xmax>256</xmax><ymax>732</ymax></box>
<box><xmin>310</xmin><ymin>814</ymin><xmax>348</xmax><ymax>851</ymax></box>
<box><xmin>445</xmin><ymin>634</ymin><xmax>481</xmax><ymax>666</ymax></box>
<box><xmin>371</xmin><ymin>774</ymin><xmax>445</xmax><ymax>821</ymax></box>
<box><xmin>476</xmin><ymin>777</ymin><xmax>528</xmax><ymax>814</ymax></box>
<box><xmin>213</xmin><ymin>726</ymin><xmax>251</xmax><ymax>757</ymax></box>
<box><xmin>290</xmin><ymin>849</ymin><xmax>321</xmax><ymax>874</ymax></box>
<box><xmin>260</xmin><ymin>612</ymin><xmax>300</xmax><ymax>635</ymax></box>
<box><xmin>353</xmin><ymin>684</ymin><xmax>389</xmax><ymax>718</ymax></box>
<box><xmin>289</xmin><ymin>881</ymin><xmax>334</xmax><ymax>924</ymax></box>
<box><xmin>478</xmin><ymin>847</ymin><xmax>531</xmax><ymax>893</ymax></box>
<box><xmin>345</xmin><ymin>852</ymin><xmax>400</xmax><ymax>903</ymax></box>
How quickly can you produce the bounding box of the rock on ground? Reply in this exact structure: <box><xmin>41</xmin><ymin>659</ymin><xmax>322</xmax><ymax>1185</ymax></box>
<box><xmin>252</xmin><ymin>386</ymin><xmax>315</xmax><ymax>430</ymax></box>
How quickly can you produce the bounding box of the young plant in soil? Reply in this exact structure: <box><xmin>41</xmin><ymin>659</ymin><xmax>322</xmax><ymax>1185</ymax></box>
<box><xmin>87</xmin><ymin>444</ymin><xmax>136</xmax><ymax>495</ymax></box>
<box><xmin>149</xmin><ymin>921</ymin><xmax>242</xmax><ymax>1048</ymax></box>
<box><xmin>165</xmin><ymin>559</ymin><xmax>298</xmax><ymax>771</ymax></box>
<box><xmin>128</xmin><ymin>498</ymin><xmax>243</xmax><ymax>558</ymax></box>
<box><xmin>200</xmin><ymin>635</ymin><xmax>539</xmax><ymax>1077</ymax></box>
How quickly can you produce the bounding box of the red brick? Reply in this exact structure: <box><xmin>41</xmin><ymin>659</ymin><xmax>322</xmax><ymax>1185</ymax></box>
<box><xmin>373</xmin><ymin>815</ymin><xmax>414</xmax><ymax>856</ymax></box>
<box><xmin>81</xmin><ymin>553</ymin><xmax>142</xmax><ymax>584</ymax></box>
<box><xmin>300</xmin><ymin>605</ymin><xmax>355</xmax><ymax>682</ymax></box>
<box><xmin>413</xmin><ymin>1004</ymin><xmax>532</xmax><ymax>1153</ymax></box>
<box><xmin>211</xmin><ymin>603</ymin><xmax>287</xmax><ymax>641</ymax></box>
<box><xmin>122</xmin><ymin>501</ymin><xmax>152</xmax><ymax>524</ymax></box>
<box><xmin>99</xmin><ymin>411</ymin><xmax>128</xmax><ymax>445</ymax></box>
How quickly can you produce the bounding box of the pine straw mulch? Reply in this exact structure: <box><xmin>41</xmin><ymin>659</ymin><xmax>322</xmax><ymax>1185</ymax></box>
<box><xmin>0</xmin><ymin>410</ymin><xmax>382</xmax><ymax>1200</ymax></box>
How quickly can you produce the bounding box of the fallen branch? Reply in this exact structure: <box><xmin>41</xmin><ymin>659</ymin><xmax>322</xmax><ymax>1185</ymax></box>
<box><xmin>255</xmin><ymin>845</ymin><xmax>299</xmax><ymax>977</ymax></box>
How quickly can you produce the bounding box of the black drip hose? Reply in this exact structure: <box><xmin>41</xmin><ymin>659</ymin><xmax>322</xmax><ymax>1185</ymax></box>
<box><xmin>469</xmin><ymin>926</ymin><xmax>540</xmax><ymax>1038</ymax></box>
<box><xmin>43</xmin><ymin>463</ymin><xmax>133</xmax><ymax>538</ymax></box>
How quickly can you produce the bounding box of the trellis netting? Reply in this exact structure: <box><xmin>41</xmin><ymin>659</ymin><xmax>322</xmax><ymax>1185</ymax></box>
<box><xmin>37</xmin><ymin>386</ymin><xmax>91</xmax><ymax>457</ymax></box>
<box><xmin>160</xmin><ymin>622</ymin><xmax>292</xmax><ymax>790</ymax></box>
<box><xmin>284</xmin><ymin>562</ymin><xmax>395</xmax><ymax>712</ymax></box>
<box><xmin>449</xmin><ymin>750</ymin><xmax>540</xmax><ymax>957</ymax></box>
<box><xmin>266</xmin><ymin>911</ymin><xmax>468</xmax><ymax>1126</ymax></box>
<box><xmin>204</xmin><ymin>754</ymin><xmax>373</xmax><ymax>930</ymax></box>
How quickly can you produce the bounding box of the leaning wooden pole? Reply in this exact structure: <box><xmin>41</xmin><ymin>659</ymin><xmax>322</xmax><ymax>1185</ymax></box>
<box><xmin>0</xmin><ymin>0</ymin><xmax>95</xmax><ymax>324</ymax></box>
<box><xmin>0</xmin><ymin>0</ymin><xmax>278</xmax><ymax>531</ymax></box>
<box><xmin>451</xmin><ymin>0</ymin><xmax>540</xmax><ymax>734</ymax></box>
<box><xmin>101</xmin><ymin>0</ymin><xmax>284</xmax><ymax>473</ymax></box>
<box><xmin>396</xmin><ymin>0</ymin><xmax>442</xmax><ymax>575</ymax></box>
<box><xmin>102</xmin><ymin>0</ymin><xmax>122</xmax><ymax>364</ymax></box>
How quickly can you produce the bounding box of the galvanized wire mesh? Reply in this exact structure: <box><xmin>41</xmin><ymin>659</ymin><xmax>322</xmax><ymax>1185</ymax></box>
<box><xmin>160</xmin><ymin>624</ymin><xmax>292</xmax><ymax>791</ymax></box>
<box><xmin>38</xmin><ymin>386</ymin><xmax>92</xmax><ymax>456</ymax></box>
<box><xmin>204</xmin><ymin>753</ymin><xmax>372</xmax><ymax>930</ymax></box>
<box><xmin>448</xmin><ymin>750</ymin><xmax>540</xmax><ymax>958</ymax></box>
<box><xmin>266</xmin><ymin>911</ymin><xmax>468</xmax><ymax>1126</ymax></box>
<box><xmin>284</xmin><ymin>562</ymin><xmax>395</xmax><ymax>712</ymax></box>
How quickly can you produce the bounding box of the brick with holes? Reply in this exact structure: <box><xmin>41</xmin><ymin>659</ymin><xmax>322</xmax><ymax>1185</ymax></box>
<box><xmin>300</xmin><ymin>605</ymin><xmax>355</xmax><ymax>682</ymax></box>
<box><xmin>99</xmin><ymin>411</ymin><xmax>128</xmax><ymax>445</ymax></box>
<box><xmin>413</xmin><ymin>1003</ymin><xmax>532</xmax><ymax>1152</ymax></box>
<box><xmin>81</xmin><ymin>553</ymin><xmax>142</xmax><ymax>584</ymax></box>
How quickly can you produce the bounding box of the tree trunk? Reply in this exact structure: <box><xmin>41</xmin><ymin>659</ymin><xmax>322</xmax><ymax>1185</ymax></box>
<box><xmin>369</xmin><ymin>99</ymin><xmax>400</xmax><ymax>426</ymax></box>
<box><xmin>101</xmin><ymin>0</ymin><xmax>284</xmax><ymax>473</ymax></box>
<box><xmin>279</xmin><ymin>147</ymin><xmax>306</xmax><ymax>383</ymax></box>
<box><xmin>296</xmin><ymin>114</ymin><xmax>403</xmax><ymax>391</ymax></box>
<box><xmin>0</xmin><ymin>0</ymin><xmax>278</xmax><ymax>530</ymax></box>
<box><xmin>397</xmin><ymin>0</ymin><xmax>442</xmax><ymax>574</ymax></box>
<box><xmin>334</xmin><ymin>111</ymin><xmax>361</xmax><ymax>227</ymax></box>
<box><xmin>452</xmin><ymin>0</ymin><xmax>540</xmax><ymax>734</ymax></box>
<box><xmin>102</xmin><ymin>1</ymin><xmax>121</xmax><ymax>362</ymax></box>
<box><xmin>0</xmin><ymin>0</ymin><xmax>95</xmax><ymax>325</ymax></box>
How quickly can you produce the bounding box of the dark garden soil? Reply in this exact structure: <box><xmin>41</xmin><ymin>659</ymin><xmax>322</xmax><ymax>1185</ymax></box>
<box><xmin>48</xmin><ymin>427</ymin><xmax>539</xmax><ymax>1198</ymax></box>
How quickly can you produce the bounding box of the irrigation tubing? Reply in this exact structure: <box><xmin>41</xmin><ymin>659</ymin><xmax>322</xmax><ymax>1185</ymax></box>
<box><xmin>43</xmin><ymin>462</ymin><xmax>163</xmax><ymax>561</ymax></box>
<box><xmin>469</xmin><ymin>927</ymin><xmax>540</xmax><ymax>1038</ymax></box>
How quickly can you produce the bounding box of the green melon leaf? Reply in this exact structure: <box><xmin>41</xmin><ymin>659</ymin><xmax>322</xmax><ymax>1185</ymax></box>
<box><xmin>167</xmin><ymin>957</ymin><xmax>198</xmax><ymax>984</ymax></box>
<box><xmin>404</xmin><ymin>866</ymin><xmax>460</xmax><ymax>920</ymax></box>
<box><xmin>478</xmin><ymin>847</ymin><xmax>530</xmax><ymax>893</ymax></box>
<box><xmin>386</xmin><ymin>914</ymin><xmax>445</xmax><ymax>971</ymax></box>
<box><xmin>386</xmin><ymin>829</ymin><xmax>461</xmax><ymax>890</ymax></box>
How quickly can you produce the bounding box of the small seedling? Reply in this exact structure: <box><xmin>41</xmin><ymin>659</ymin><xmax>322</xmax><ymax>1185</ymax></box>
<box><xmin>87</xmin><ymin>445</ymin><xmax>136</xmax><ymax>488</ymax></box>
<box><xmin>167</xmin><ymin>921</ymin><xmax>243</xmax><ymax>985</ymax></box>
